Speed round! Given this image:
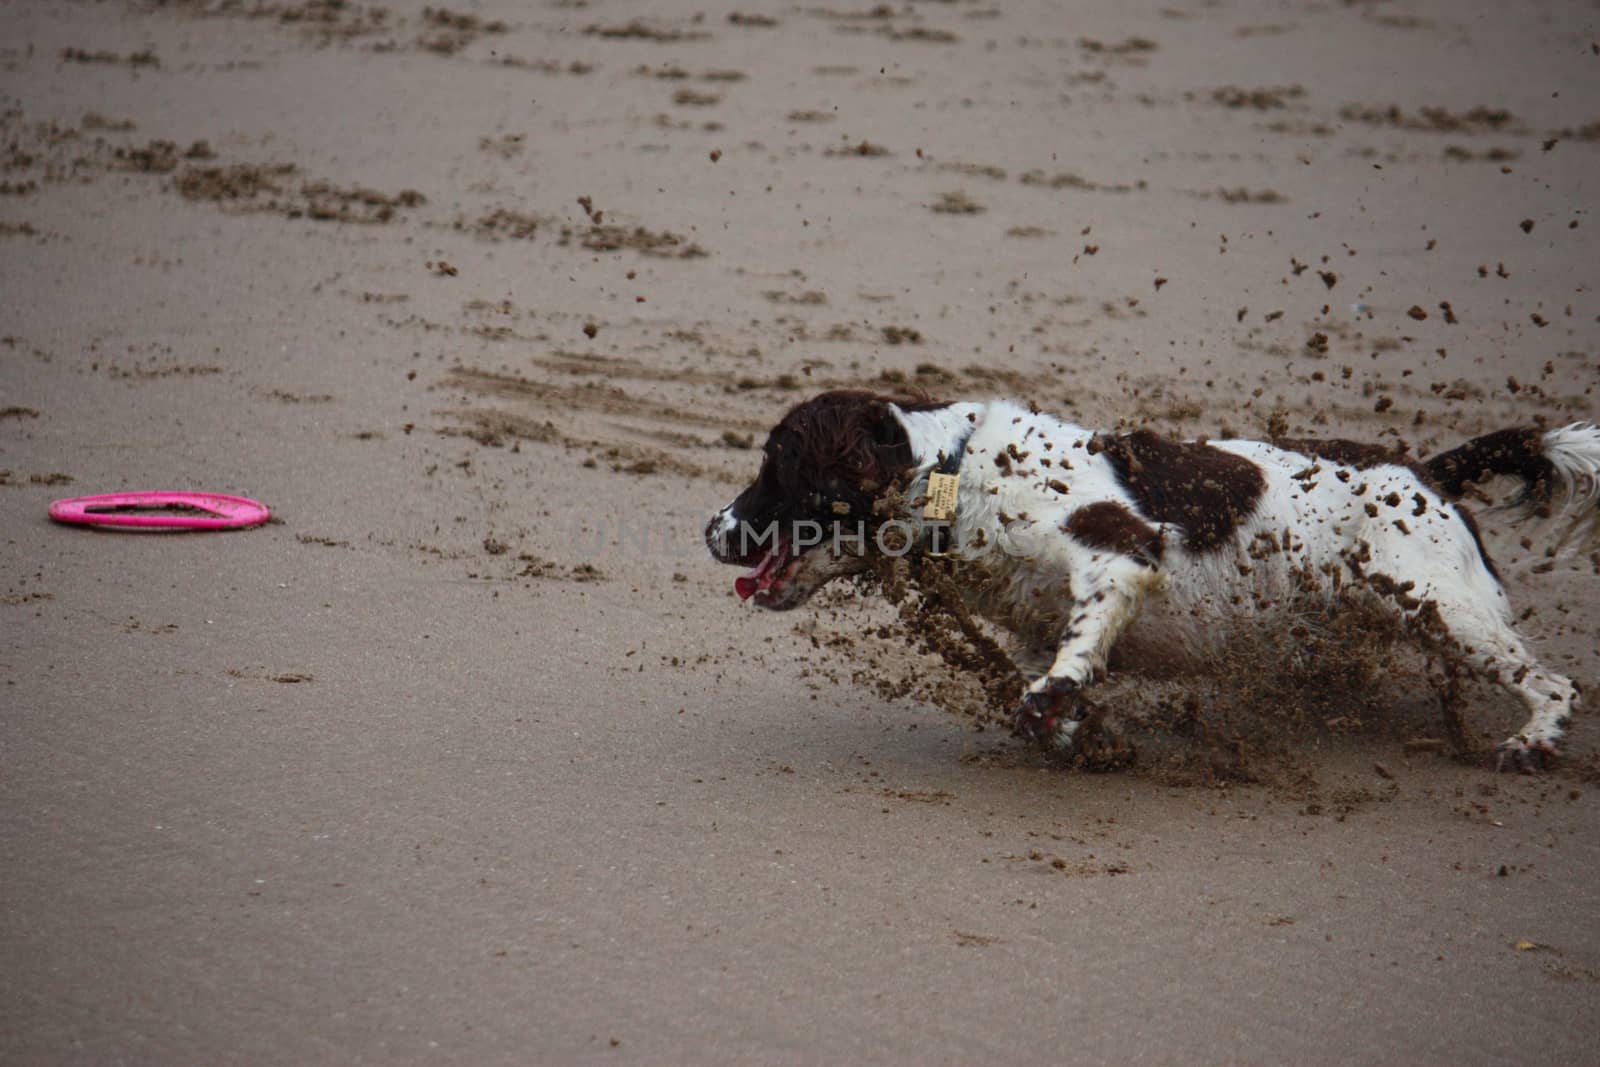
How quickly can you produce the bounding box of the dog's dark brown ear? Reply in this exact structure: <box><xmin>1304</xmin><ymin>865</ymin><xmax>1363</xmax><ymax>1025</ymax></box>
<box><xmin>802</xmin><ymin>394</ymin><xmax>901</xmax><ymax>501</ymax></box>
<box><xmin>764</xmin><ymin>390</ymin><xmax>924</xmax><ymax>515</ymax></box>
<box><xmin>843</xmin><ymin>397</ymin><xmax>916</xmax><ymax>496</ymax></box>
<box><xmin>870</xmin><ymin>400</ymin><xmax>906</xmax><ymax>448</ymax></box>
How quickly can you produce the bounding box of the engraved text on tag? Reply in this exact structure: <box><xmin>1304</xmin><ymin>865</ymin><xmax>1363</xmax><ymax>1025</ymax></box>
<box><xmin>923</xmin><ymin>472</ymin><xmax>960</xmax><ymax>522</ymax></box>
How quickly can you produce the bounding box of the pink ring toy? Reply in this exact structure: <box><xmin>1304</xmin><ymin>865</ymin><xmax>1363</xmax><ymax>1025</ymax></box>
<box><xmin>49</xmin><ymin>491</ymin><xmax>271</xmax><ymax>530</ymax></box>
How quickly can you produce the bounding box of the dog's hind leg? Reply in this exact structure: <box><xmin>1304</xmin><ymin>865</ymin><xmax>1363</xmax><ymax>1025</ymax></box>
<box><xmin>1425</xmin><ymin>599</ymin><xmax>1577</xmax><ymax>772</ymax></box>
<box><xmin>1359</xmin><ymin>538</ymin><xmax>1578</xmax><ymax>771</ymax></box>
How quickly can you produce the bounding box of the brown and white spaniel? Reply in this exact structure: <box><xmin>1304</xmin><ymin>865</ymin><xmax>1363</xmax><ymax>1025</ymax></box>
<box><xmin>707</xmin><ymin>390</ymin><xmax>1600</xmax><ymax>770</ymax></box>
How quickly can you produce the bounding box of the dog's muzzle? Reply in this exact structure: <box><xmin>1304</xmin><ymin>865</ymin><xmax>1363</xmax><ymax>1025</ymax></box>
<box><xmin>705</xmin><ymin>506</ymin><xmax>739</xmax><ymax>562</ymax></box>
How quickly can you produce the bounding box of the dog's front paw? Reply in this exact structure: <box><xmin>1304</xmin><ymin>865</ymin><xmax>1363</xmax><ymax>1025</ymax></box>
<box><xmin>1494</xmin><ymin>736</ymin><xmax>1559</xmax><ymax>774</ymax></box>
<box><xmin>1011</xmin><ymin>684</ymin><xmax>1093</xmax><ymax>750</ymax></box>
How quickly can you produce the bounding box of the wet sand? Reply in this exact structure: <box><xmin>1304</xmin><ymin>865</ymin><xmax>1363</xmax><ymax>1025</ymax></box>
<box><xmin>2</xmin><ymin>1</ymin><xmax>1598</xmax><ymax>1061</ymax></box>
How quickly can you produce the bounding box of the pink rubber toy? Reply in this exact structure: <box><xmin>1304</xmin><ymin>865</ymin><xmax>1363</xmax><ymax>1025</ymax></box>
<box><xmin>48</xmin><ymin>491</ymin><xmax>271</xmax><ymax>530</ymax></box>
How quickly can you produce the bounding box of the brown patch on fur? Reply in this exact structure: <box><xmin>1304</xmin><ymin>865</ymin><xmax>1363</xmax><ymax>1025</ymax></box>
<box><xmin>1063</xmin><ymin>501</ymin><xmax>1164</xmax><ymax>564</ymax></box>
<box><xmin>1274</xmin><ymin>435</ymin><xmax>1447</xmax><ymax>499</ymax></box>
<box><xmin>1272</xmin><ymin>436</ymin><xmax>1411</xmax><ymax>471</ymax></box>
<box><xmin>1101</xmin><ymin>431</ymin><xmax>1265</xmax><ymax>551</ymax></box>
<box><xmin>1422</xmin><ymin>427</ymin><xmax>1552</xmax><ymax>503</ymax></box>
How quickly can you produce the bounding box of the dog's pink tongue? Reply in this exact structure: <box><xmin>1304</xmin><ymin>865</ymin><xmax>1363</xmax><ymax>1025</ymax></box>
<box><xmin>735</xmin><ymin>548</ymin><xmax>783</xmax><ymax>600</ymax></box>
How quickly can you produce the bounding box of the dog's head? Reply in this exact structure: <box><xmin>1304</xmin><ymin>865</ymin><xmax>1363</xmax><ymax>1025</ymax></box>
<box><xmin>705</xmin><ymin>390</ymin><xmax>936</xmax><ymax>609</ymax></box>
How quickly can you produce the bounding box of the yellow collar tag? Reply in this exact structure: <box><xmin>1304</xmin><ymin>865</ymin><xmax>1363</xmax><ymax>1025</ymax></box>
<box><xmin>923</xmin><ymin>471</ymin><xmax>960</xmax><ymax>522</ymax></box>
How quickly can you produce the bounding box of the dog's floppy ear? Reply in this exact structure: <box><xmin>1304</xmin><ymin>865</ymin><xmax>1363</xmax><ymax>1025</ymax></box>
<box><xmin>870</xmin><ymin>399</ymin><xmax>907</xmax><ymax>448</ymax></box>
<box><xmin>767</xmin><ymin>390</ymin><xmax>924</xmax><ymax>512</ymax></box>
<box><xmin>859</xmin><ymin>398</ymin><xmax>916</xmax><ymax>490</ymax></box>
<box><xmin>827</xmin><ymin>395</ymin><xmax>918</xmax><ymax>506</ymax></box>
<box><xmin>836</xmin><ymin>395</ymin><xmax>905</xmax><ymax>472</ymax></box>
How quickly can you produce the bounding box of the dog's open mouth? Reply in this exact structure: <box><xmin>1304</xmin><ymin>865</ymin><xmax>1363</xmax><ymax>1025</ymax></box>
<box><xmin>734</xmin><ymin>538</ymin><xmax>802</xmax><ymax>604</ymax></box>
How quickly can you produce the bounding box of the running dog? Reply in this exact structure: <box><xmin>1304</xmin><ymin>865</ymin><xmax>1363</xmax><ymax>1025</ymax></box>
<box><xmin>706</xmin><ymin>390</ymin><xmax>1599</xmax><ymax>770</ymax></box>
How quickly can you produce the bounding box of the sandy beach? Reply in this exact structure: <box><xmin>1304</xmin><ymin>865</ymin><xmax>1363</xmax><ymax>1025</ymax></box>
<box><xmin>3</xmin><ymin>0</ymin><xmax>1599</xmax><ymax>1061</ymax></box>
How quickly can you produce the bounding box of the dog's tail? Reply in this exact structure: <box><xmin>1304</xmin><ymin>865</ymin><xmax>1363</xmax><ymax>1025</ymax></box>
<box><xmin>1425</xmin><ymin>422</ymin><xmax>1600</xmax><ymax>550</ymax></box>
